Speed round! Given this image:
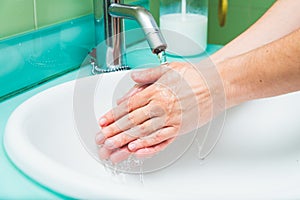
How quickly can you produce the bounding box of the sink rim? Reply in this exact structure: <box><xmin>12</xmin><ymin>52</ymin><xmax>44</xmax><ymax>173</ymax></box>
<box><xmin>4</xmin><ymin>72</ymin><xmax>300</xmax><ymax>199</ymax></box>
<box><xmin>3</xmin><ymin>79</ymin><xmax>150</xmax><ymax>199</ymax></box>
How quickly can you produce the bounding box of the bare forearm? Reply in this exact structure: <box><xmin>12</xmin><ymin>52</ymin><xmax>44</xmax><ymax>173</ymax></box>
<box><xmin>220</xmin><ymin>28</ymin><xmax>300</xmax><ymax>108</ymax></box>
<box><xmin>211</xmin><ymin>0</ymin><xmax>300</xmax><ymax>63</ymax></box>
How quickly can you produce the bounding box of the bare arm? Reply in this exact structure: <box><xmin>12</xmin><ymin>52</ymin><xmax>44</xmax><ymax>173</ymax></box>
<box><xmin>211</xmin><ymin>0</ymin><xmax>300</xmax><ymax>63</ymax></box>
<box><xmin>220</xmin><ymin>28</ymin><xmax>300</xmax><ymax>108</ymax></box>
<box><xmin>95</xmin><ymin>1</ymin><xmax>300</xmax><ymax>163</ymax></box>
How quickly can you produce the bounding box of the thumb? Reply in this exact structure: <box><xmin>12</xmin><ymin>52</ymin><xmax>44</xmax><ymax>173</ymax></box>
<box><xmin>131</xmin><ymin>66</ymin><xmax>169</xmax><ymax>84</ymax></box>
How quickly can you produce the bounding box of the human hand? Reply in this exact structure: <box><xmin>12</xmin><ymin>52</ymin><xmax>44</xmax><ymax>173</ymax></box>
<box><xmin>95</xmin><ymin>61</ymin><xmax>225</xmax><ymax>163</ymax></box>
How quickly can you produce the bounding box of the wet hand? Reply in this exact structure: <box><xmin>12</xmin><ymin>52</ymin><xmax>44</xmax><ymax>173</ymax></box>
<box><xmin>95</xmin><ymin>61</ymin><xmax>223</xmax><ymax>163</ymax></box>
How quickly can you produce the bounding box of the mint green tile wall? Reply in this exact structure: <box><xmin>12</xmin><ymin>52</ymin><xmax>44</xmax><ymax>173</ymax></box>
<box><xmin>0</xmin><ymin>0</ymin><xmax>276</xmax><ymax>44</ymax></box>
<box><xmin>0</xmin><ymin>0</ymin><xmax>141</xmax><ymax>41</ymax></box>
<box><xmin>0</xmin><ymin>0</ymin><xmax>35</xmax><ymax>39</ymax></box>
<box><xmin>208</xmin><ymin>0</ymin><xmax>276</xmax><ymax>45</ymax></box>
<box><xmin>0</xmin><ymin>0</ymin><xmax>94</xmax><ymax>40</ymax></box>
<box><xmin>36</xmin><ymin>0</ymin><xmax>93</xmax><ymax>28</ymax></box>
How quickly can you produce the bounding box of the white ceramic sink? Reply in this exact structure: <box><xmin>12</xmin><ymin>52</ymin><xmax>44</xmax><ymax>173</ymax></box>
<box><xmin>4</xmin><ymin>70</ymin><xmax>300</xmax><ymax>199</ymax></box>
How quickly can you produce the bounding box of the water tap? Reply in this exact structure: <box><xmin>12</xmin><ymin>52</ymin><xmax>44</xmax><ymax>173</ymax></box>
<box><xmin>92</xmin><ymin>0</ymin><xmax>167</xmax><ymax>73</ymax></box>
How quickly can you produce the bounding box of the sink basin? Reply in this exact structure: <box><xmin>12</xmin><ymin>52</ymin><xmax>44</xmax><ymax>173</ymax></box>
<box><xmin>4</xmin><ymin>69</ymin><xmax>300</xmax><ymax>199</ymax></box>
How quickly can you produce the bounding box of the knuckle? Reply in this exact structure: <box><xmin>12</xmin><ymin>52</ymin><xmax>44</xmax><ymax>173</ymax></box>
<box><xmin>141</xmin><ymin>132</ymin><xmax>163</xmax><ymax>146</ymax></box>
<box><xmin>113</xmin><ymin>122</ymin><xmax>123</xmax><ymax>132</ymax></box>
<box><xmin>108</xmin><ymin>113</ymin><xmax>115</xmax><ymax>122</ymax></box>
<box><xmin>124</xmin><ymin>129</ymin><xmax>137</xmax><ymax>138</ymax></box>
<box><xmin>138</xmin><ymin>138</ymin><xmax>151</xmax><ymax>147</ymax></box>
<box><xmin>127</xmin><ymin>113</ymin><xmax>135</xmax><ymax>124</ymax></box>
<box><xmin>126</xmin><ymin>97</ymin><xmax>137</xmax><ymax>111</ymax></box>
<box><xmin>141</xmin><ymin>105</ymin><xmax>151</xmax><ymax>119</ymax></box>
<box><xmin>102</xmin><ymin>126</ymin><xmax>113</xmax><ymax>137</ymax></box>
<box><xmin>154</xmin><ymin>132</ymin><xmax>164</xmax><ymax>142</ymax></box>
<box><xmin>125</xmin><ymin>123</ymin><xmax>147</xmax><ymax>138</ymax></box>
<box><xmin>132</xmin><ymin>90</ymin><xmax>146</xmax><ymax>101</ymax></box>
<box><xmin>131</xmin><ymin>126</ymin><xmax>143</xmax><ymax>137</ymax></box>
<box><xmin>126</xmin><ymin>100</ymin><xmax>133</xmax><ymax>112</ymax></box>
<box><xmin>154</xmin><ymin>118</ymin><xmax>166</xmax><ymax>129</ymax></box>
<box><xmin>120</xmin><ymin>133</ymin><xmax>130</xmax><ymax>145</ymax></box>
<box><xmin>139</xmin><ymin>123</ymin><xmax>147</xmax><ymax>132</ymax></box>
<box><xmin>148</xmin><ymin>102</ymin><xmax>165</xmax><ymax>117</ymax></box>
<box><xmin>152</xmin><ymin>104</ymin><xmax>165</xmax><ymax>116</ymax></box>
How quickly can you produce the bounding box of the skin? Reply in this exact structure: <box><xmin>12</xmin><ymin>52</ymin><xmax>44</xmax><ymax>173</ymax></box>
<box><xmin>96</xmin><ymin>61</ymin><xmax>223</xmax><ymax>163</ymax></box>
<box><xmin>222</xmin><ymin>28</ymin><xmax>300</xmax><ymax>107</ymax></box>
<box><xmin>95</xmin><ymin>0</ymin><xmax>300</xmax><ymax>163</ymax></box>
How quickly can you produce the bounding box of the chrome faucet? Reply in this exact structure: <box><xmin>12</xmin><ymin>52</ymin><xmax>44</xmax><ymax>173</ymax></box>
<box><xmin>92</xmin><ymin>0</ymin><xmax>167</xmax><ymax>74</ymax></box>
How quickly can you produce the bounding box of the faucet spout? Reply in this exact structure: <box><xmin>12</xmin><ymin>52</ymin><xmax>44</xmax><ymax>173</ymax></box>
<box><xmin>92</xmin><ymin>0</ymin><xmax>167</xmax><ymax>74</ymax></box>
<box><xmin>109</xmin><ymin>4</ymin><xmax>167</xmax><ymax>54</ymax></box>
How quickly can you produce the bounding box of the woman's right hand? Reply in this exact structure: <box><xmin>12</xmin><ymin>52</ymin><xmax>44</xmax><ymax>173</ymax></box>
<box><xmin>96</xmin><ymin>61</ymin><xmax>226</xmax><ymax>164</ymax></box>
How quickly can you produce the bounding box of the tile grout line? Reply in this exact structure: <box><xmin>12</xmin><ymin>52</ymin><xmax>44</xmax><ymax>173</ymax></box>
<box><xmin>33</xmin><ymin>0</ymin><xmax>38</xmax><ymax>29</ymax></box>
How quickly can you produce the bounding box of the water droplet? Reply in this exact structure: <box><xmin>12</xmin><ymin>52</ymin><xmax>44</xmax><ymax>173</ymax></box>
<box><xmin>195</xmin><ymin>137</ymin><xmax>207</xmax><ymax>162</ymax></box>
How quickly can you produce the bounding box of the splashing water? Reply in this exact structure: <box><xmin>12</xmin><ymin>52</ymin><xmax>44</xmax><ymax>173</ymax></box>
<box><xmin>182</xmin><ymin>0</ymin><xmax>187</xmax><ymax>18</ymax></box>
<box><xmin>157</xmin><ymin>51</ymin><xmax>168</xmax><ymax>65</ymax></box>
<box><xmin>182</xmin><ymin>0</ymin><xmax>187</xmax><ymax>15</ymax></box>
<box><xmin>138</xmin><ymin>159</ymin><xmax>144</xmax><ymax>184</ymax></box>
<box><xmin>101</xmin><ymin>155</ymin><xmax>145</xmax><ymax>184</ymax></box>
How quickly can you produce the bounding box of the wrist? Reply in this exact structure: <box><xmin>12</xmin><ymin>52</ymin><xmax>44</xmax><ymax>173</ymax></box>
<box><xmin>191</xmin><ymin>60</ymin><xmax>227</xmax><ymax>121</ymax></box>
<box><xmin>216</xmin><ymin>57</ymin><xmax>250</xmax><ymax>109</ymax></box>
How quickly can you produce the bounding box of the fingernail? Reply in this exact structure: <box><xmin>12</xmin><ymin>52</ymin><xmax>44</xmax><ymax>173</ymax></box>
<box><xmin>128</xmin><ymin>142</ymin><xmax>136</xmax><ymax>151</ymax></box>
<box><xmin>95</xmin><ymin>133</ymin><xmax>105</xmax><ymax>144</ymax></box>
<box><xmin>99</xmin><ymin>118</ymin><xmax>107</xmax><ymax>126</ymax></box>
<box><xmin>104</xmin><ymin>139</ymin><xmax>115</xmax><ymax>149</ymax></box>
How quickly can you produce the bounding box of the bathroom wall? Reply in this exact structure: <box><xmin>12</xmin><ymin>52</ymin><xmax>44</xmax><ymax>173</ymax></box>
<box><xmin>0</xmin><ymin>0</ymin><xmax>93</xmax><ymax>40</ymax></box>
<box><xmin>0</xmin><ymin>0</ymin><xmax>142</xmax><ymax>102</ymax></box>
<box><xmin>0</xmin><ymin>0</ymin><xmax>142</xmax><ymax>41</ymax></box>
<box><xmin>208</xmin><ymin>0</ymin><xmax>276</xmax><ymax>44</ymax></box>
<box><xmin>0</xmin><ymin>0</ymin><xmax>277</xmax><ymax>101</ymax></box>
<box><xmin>149</xmin><ymin>0</ymin><xmax>276</xmax><ymax>45</ymax></box>
<box><xmin>0</xmin><ymin>0</ymin><xmax>275</xmax><ymax>43</ymax></box>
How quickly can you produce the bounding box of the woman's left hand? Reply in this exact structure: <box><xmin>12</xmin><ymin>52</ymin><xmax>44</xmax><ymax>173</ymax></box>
<box><xmin>95</xmin><ymin>61</ymin><xmax>224</xmax><ymax>163</ymax></box>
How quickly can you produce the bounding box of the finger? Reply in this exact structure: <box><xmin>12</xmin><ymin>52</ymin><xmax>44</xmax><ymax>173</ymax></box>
<box><xmin>128</xmin><ymin>127</ymin><xmax>177</xmax><ymax>151</ymax></box>
<box><xmin>134</xmin><ymin>138</ymin><xmax>175</xmax><ymax>158</ymax></box>
<box><xmin>116</xmin><ymin>85</ymin><xmax>140</xmax><ymax>106</ymax></box>
<box><xmin>103</xmin><ymin>117</ymin><xmax>166</xmax><ymax>149</ymax></box>
<box><xmin>102</xmin><ymin>102</ymin><xmax>166</xmax><ymax>147</ymax></box>
<box><xmin>98</xmin><ymin>89</ymin><xmax>151</xmax><ymax>127</ymax></box>
<box><xmin>109</xmin><ymin>146</ymin><xmax>132</xmax><ymax>164</ymax></box>
<box><xmin>98</xmin><ymin>146</ymin><xmax>113</xmax><ymax>160</ymax></box>
<box><xmin>131</xmin><ymin>66</ymin><xmax>169</xmax><ymax>84</ymax></box>
<box><xmin>101</xmin><ymin>106</ymin><xmax>150</xmax><ymax>140</ymax></box>
<box><xmin>96</xmin><ymin>131</ymin><xmax>106</xmax><ymax>144</ymax></box>
<box><xmin>98</xmin><ymin>103</ymin><xmax>130</xmax><ymax>127</ymax></box>
<box><xmin>116</xmin><ymin>84</ymin><xmax>148</xmax><ymax>105</ymax></box>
